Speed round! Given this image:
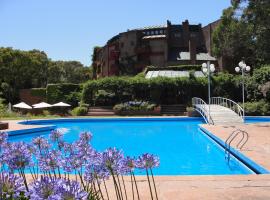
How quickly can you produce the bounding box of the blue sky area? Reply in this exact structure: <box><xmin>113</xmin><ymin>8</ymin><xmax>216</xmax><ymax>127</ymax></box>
<box><xmin>0</xmin><ymin>0</ymin><xmax>231</xmax><ymax>66</ymax></box>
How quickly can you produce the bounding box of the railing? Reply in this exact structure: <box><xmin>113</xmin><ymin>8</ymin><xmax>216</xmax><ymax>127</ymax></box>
<box><xmin>211</xmin><ymin>97</ymin><xmax>244</xmax><ymax>122</ymax></box>
<box><xmin>192</xmin><ymin>97</ymin><xmax>214</xmax><ymax>125</ymax></box>
<box><xmin>225</xmin><ymin>129</ymin><xmax>249</xmax><ymax>161</ymax></box>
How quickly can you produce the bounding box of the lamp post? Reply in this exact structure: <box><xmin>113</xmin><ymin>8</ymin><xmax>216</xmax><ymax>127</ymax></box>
<box><xmin>235</xmin><ymin>61</ymin><xmax>251</xmax><ymax>121</ymax></box>
<box><xmin>202</xmin><ymin>61</ymin><xmax>215</xmax><ymax>121</ymax></box>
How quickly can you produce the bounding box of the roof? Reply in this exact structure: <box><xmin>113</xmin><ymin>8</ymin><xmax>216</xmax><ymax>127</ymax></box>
<box><xmin>134</xmin><ymin>25</ymin><xmax>167</xmax><ymax>31</ymax></box>
<box><xmin>145</xmin><ymin>70</ymin><xmax>206</xmax><ymax>79</ymax></box>
<box><xmin>142</xmin><ymin>35</ymin><xmax>166</xmax><ymax>40</ymax></box>
<box><xmin>177</xmin><ymin>52</ymin><xmax>216</xmax><ymax>61</ymax></box>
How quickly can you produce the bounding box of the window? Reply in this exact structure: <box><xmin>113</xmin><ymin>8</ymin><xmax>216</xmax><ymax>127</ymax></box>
<box><xmin>155</xmin><ymin>30</ymin><xmax>159</xmax><ymax>35</ymax></box>
<box><xmin>151</xmin><ymin>31</ymin><xmax>155</xmax><ymax>35</ymax></box>
<box><xmin>121</xmin><ymin>43</ymin><xmax>124</xmax><ymax>48</ymax></box>
<box><xmin>159</xmin><ymin>30</ymin><xmax>164</xmax><ymax>34</ymax></box>
<box><xmin>174</xmin><ymin>33</ymin><xmax>181</xmax><ymax>38</ymax></box>
<box><xmin>130</xmin><ymin>41</ymin><xmax>134</xmax><ymax>46</ymax></box>
<box><xmin>190</xmin><ymin>32</ymin><xmax>197</xmax><ymax>38</ymax></box>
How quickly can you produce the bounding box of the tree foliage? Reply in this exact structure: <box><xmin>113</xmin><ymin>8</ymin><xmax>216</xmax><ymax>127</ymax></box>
<box><xmin>212</xmin><ymin>0</ymin><xmax>270</xmax><ymax>71</ymax></box>
<box><xmin>0</xmin><ymin>47</ymin><xmax>92</xmax><ymax>103</ymax></box>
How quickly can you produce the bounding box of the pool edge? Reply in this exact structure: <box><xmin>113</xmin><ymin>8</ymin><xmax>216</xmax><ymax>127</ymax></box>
<box><xmin>199</xmin><ymin>125</ymin><xmax>270</xmax><ymax>174</ymax></box>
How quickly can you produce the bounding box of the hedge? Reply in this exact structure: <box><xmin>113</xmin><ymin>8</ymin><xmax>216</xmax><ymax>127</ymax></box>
<box><xmin>46</xmin><ymin>83</ymin><xmax>82</xmax><ymax>107</ymax></box>
<box><xmin>82</xmin><ymin>70</ymin><xmax>265</xmax><ymax>106</ymax></box>
<box><xmin>82</xmin><ymin>76</ymin><xmax>209</xmax><ymax>106</ymax></box>
<box><xmin>30</xmin><ymin>88</ymin><xmax>46</xmax><ymax>98</ymax></box>
<box><xmin>145</xmin><ymin>65</ymin><xmax>201</xmax><ymax>72</ymax></box>
<box><xmin>246</xmin><ymin>66</ymin><xmax>270</xmax><ymax>101</ymax></box>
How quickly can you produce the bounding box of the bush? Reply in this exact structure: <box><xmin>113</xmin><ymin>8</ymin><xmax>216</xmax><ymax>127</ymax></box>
<box><xmin>0</xmin><ymin>98</ymin><xmax>19</xmax><ymax>118</ymax></box>
<box><xmin>113</xmin><ymin>101</ymin><xmax>157</xmax><ymax>111</ymax></box>
<box><xmin>42</xmin><ymin>110</ymin><xmax>51</xmax><ymax>116</ymax></box>
<box><xmin>30</xmin><ymin>88</ymin><xmax>46</xmax><ymax>98</ymax></box>
<box><xmin>246</xmin><ymin>66</ymin><xmax>270</xmax><ymax>101</ymax></box>
<box><xmin>71</xmin><ymin>106</ymin><xmax>88</xmax><ymax>116</ymax></box>
<box><xmin>145</xmin><ymin>65</ymin><xmax>201</xmax><ymax>72</ymax></box>
<box><xmin>82</xmin><ymin>76</ymin><xmax>208</xmax><ymax>106</ymax></box>
<box><xmin>93</xmin><ymin>90</ymin><xmax>117</xmax><ymax>106</ymax></box>
<box><xmin>46</xmin><ymin>83</ymin><xmax>82</xmax><ymax>107</ymax></box>
<box><xmin>244</xmin><ymin>100</ymin><xmax>270</xmax><ymax>116</ymax></box>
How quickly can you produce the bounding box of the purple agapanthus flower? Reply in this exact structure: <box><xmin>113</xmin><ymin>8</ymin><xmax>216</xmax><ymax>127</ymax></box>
<box><xmin>137</xmin><ymin>153</ymin><xmax>160</xmax><ymax>169</ymax></box>
<box><xmin>28</xmin><ymin>176</ymin><xmax>59</xmax><ymax>200</ymax></box>
<box><xmin>0</xmin><ymin>132</ymin><xmax>8</xmax><ymax>148</ymax></box>
<box><xmin>32</xmin><ymin>136</ymin><xmax>50</xmax><ymax>153</ymax></box>
<box><xmin>102</xmin><ymin>148</ymin><xmax>125</xmax><ymax>175</ymax></box>
<box><xmin>55</xmin><ymin>179</ymin><xmax>88</xmax><ymax>200</ymax></box>
<box><xmin>38</xmin><ymin>150</ymin><xmax>62</xmax><ymax>172</ymax></box>
<box><xmin>84</xmin><ymin>152</ymin><xmax>110</xmax><ymax>183</ymax></box>
<box><xmin>1</xmin><ymin>142</ymin><xmax>33</xmax><ymax>171</ymax></box>
<box><xmin>29</xmin><ymin>177</ymin><xmax>87</xmax><ymax>200</ymax></box>
<box><xmin>79</xmin><ymin>132</ymin><xmax>92</xmax><ymax>144</ymax></box>
<box><xmin>123</xmin><ymin>156</ymin><xmax>137</xmax><ymax>172</ymax></box>
<box><xmin>0</xmin><ymin>172</ymin><xmax>26</xmax><ymax>198</ymax></box>
<box><xmin>49</xmin><ymin>130</ymin><xmax>64</xmax><ymax>143</ymax></box>
<box><xmin>62</xmin><ymin>153</ymin><xmax>84</xmax><ymax>173</ymax></box>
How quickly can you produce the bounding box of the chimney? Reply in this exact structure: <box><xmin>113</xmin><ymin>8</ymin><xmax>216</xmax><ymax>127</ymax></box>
<box><xmin>182</xmin><ymin>20</ymin><xmax>190</xmax><ymax>46</ymax></box>
<box><xmin>189</xmin><ymin>38</ymin><xmax>196</xmax><ymax>64</ymax></box>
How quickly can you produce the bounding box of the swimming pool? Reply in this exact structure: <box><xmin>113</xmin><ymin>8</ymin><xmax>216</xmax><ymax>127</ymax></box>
<box><xmin>8</xmin><ymin>117</ymin><xmax>270</xmax><ymax>175</ymax></box>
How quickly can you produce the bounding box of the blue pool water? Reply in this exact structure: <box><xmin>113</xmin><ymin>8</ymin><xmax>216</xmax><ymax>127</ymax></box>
<box><xmin>8</xmin><ymin>117</ymin><xmax>268</xmax><ymax>175</ymax></box>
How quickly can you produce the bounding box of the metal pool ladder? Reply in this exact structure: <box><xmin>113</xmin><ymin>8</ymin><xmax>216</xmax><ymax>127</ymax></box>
<box><xmin>225</xmin><ymin>129</ymin><xmax>249</xmax><ymax>161</ymax></box>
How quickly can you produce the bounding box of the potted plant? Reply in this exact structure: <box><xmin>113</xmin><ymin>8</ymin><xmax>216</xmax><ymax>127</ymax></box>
<box><xmin>186</xmin><ymin>106</ymin><xmax>199</xmax><ymax>117</ymax></box>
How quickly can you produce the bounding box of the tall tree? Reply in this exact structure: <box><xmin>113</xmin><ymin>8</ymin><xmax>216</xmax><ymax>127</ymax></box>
<box><xmin>0</xmin><ymin>47</ymin><xmax>92</xmax><ymax>103</ymax></box>
<box><xmin>212</xmin><ymin>0</ymin><xmax>270</xmax><ymax>71</ymax></box>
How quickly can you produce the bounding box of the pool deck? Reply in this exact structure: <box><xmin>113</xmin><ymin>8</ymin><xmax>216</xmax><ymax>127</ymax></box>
<box><xmin>3</xmin><ymin>118</ymin><xmax>270</xmax><ymax>199</ymax></box>
<box><xmin>201</xmin><ymin>123</ymin><xmax>270</xmax><ymax>171</ymax></box>
<box><xmin>0</xmin><ymin>120</ymin><xmax>46</xmax><ymax>131</ymax></box>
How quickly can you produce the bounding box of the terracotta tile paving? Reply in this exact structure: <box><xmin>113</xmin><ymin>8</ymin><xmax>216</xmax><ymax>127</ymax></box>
<box><xmin>201</xmin><ymin>123</ymin><xmax>270</xmax><ymax>171</ymax></box>
<box><xmin>1</xmin><ymin>120</ymin><xmax>48</xmax><ymax>131</ymax></box>
<box><xmin>4</xmin><ymin>119</ymin><xmax>270</xmax><ymax>199</ymax></box>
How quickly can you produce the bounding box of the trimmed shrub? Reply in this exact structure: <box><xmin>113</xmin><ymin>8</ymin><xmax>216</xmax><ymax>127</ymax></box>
<box><xmin>212</xmin><ymin>73</ymin><xmax>242</xmax><ymax>100</ymax></box>
<box><xmin>246</xmin><ymin>66</ymin><xmax>270</xmax><ymax>101</ymax></box>
<box><xmin>82</xmin><ymin>76</ymin><xmax>209</xmax><ymax>106</ymax></box>
<box><xmin>93</xmin><ymin>90</ymin><xmax>117</xmax><ymax>106</ymax></box>
<box><xmin>30</xmin><ymin>88</ymin><xmax>46</xmax><ymax>98</ymax></box>
<box><xmin>244</xmin><ymin>100</ymin><xmax>270</xmax><ymax>116</ymax></box>
<box><xmin>71</xmin><ymin>106</ymin><xmax>88</xmax><ymax>116</ymax></box>
<box><xmin>46</xmin><ymin>83</ymin><xmax>82</xmax><ymax>107</ymax></box>
<box><xmin>113</xmin><ymin>101</ymin><xmax>157</xmax><ymax>111</ymax></box>
<box><xmin>145</xmin><ymin>65</ymin><xmax>201</xmax><ymax>72</ymax></box>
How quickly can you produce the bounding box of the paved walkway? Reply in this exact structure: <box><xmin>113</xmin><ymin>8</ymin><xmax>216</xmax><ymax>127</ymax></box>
<box><xmin>0</xmin><ymin>120</ymin><xmax>46</xmax><ymax>131</ymax></box>
<box><xmin>201</xmin><ymin>123</ymin><xmax>270</xmax><ymax>171</ymax></box>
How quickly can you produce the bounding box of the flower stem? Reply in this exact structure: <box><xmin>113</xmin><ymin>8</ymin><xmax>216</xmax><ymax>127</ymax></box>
<box><xmin>116</xmin><ymin>175</ymin><xmax>124</xmax><ymax>200</ymax></box>
<box><xmin>97</xmin><ymin>180</ymin><xmax>105</xmax><ymax>200</ymax></box>
<box><xmin>150</xmin><ymin>168</ymin><xmax>158</xmax><ymax>200</ymax></box>
<box><xmin>121</xmin><ymin>175</ymin><xmax>128</xmax><ymax>200</ymax></box>
<box><xmin>131</xmin><ymin>174</ymin><xmax>134</xmax><ymax>200</ymax></box>
<box><xmin>103</xmin><ymin>179</ymin><xmax>110</xmax><ymax>200</ymax></box>
<box><xmin>132</xmin><ymin>172</ymin><xmax>140</xmax><ymax>200</ymax></box>
<box><xmin>146</xmin><ymin>169</ymin><xmax>154</xmax><ymax>200</ymax></box>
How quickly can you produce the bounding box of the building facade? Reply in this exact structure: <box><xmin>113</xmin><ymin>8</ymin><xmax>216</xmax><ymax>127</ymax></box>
<box><xmin>92</xmin><ymin>20</ymin><xmax>219</xmax><ymax>78</ymax></box>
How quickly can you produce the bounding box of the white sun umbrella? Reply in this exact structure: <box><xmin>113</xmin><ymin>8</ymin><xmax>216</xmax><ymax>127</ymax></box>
<box><xmin>32</xmin><ymin>102</ymin><xmax>52</xmax><ymax>108</ymax></box>
<box><xmin>13</xmin><ymin>102</ymin><xmax>32</xmax><ymax>123</ymax></box>
<box><xmin>52</xmin><ymin>102</ymin><xmax>71</xmax><ymax>107</ymax></box>
<box><xmin>13</xmin><ymin>102</ymin><xmax>32</xmax><ymax>109</ymax></box>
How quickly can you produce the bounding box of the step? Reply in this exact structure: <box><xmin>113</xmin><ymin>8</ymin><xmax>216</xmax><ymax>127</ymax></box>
<box><xmin>87</xmin><ymin>111</ymin><xmax>115</xmax><ymax>116</ymax></box>
<box><xmin>88</xmin><ymin>108</ymin><xmax>114</xmax><ymax>112</ymax></box>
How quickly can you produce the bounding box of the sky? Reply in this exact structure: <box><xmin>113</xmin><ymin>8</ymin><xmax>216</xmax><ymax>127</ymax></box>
<box><xmin>0</xmin><ymin>0</ymin><xmax>231</xmax><ymax>66</ymax></box>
